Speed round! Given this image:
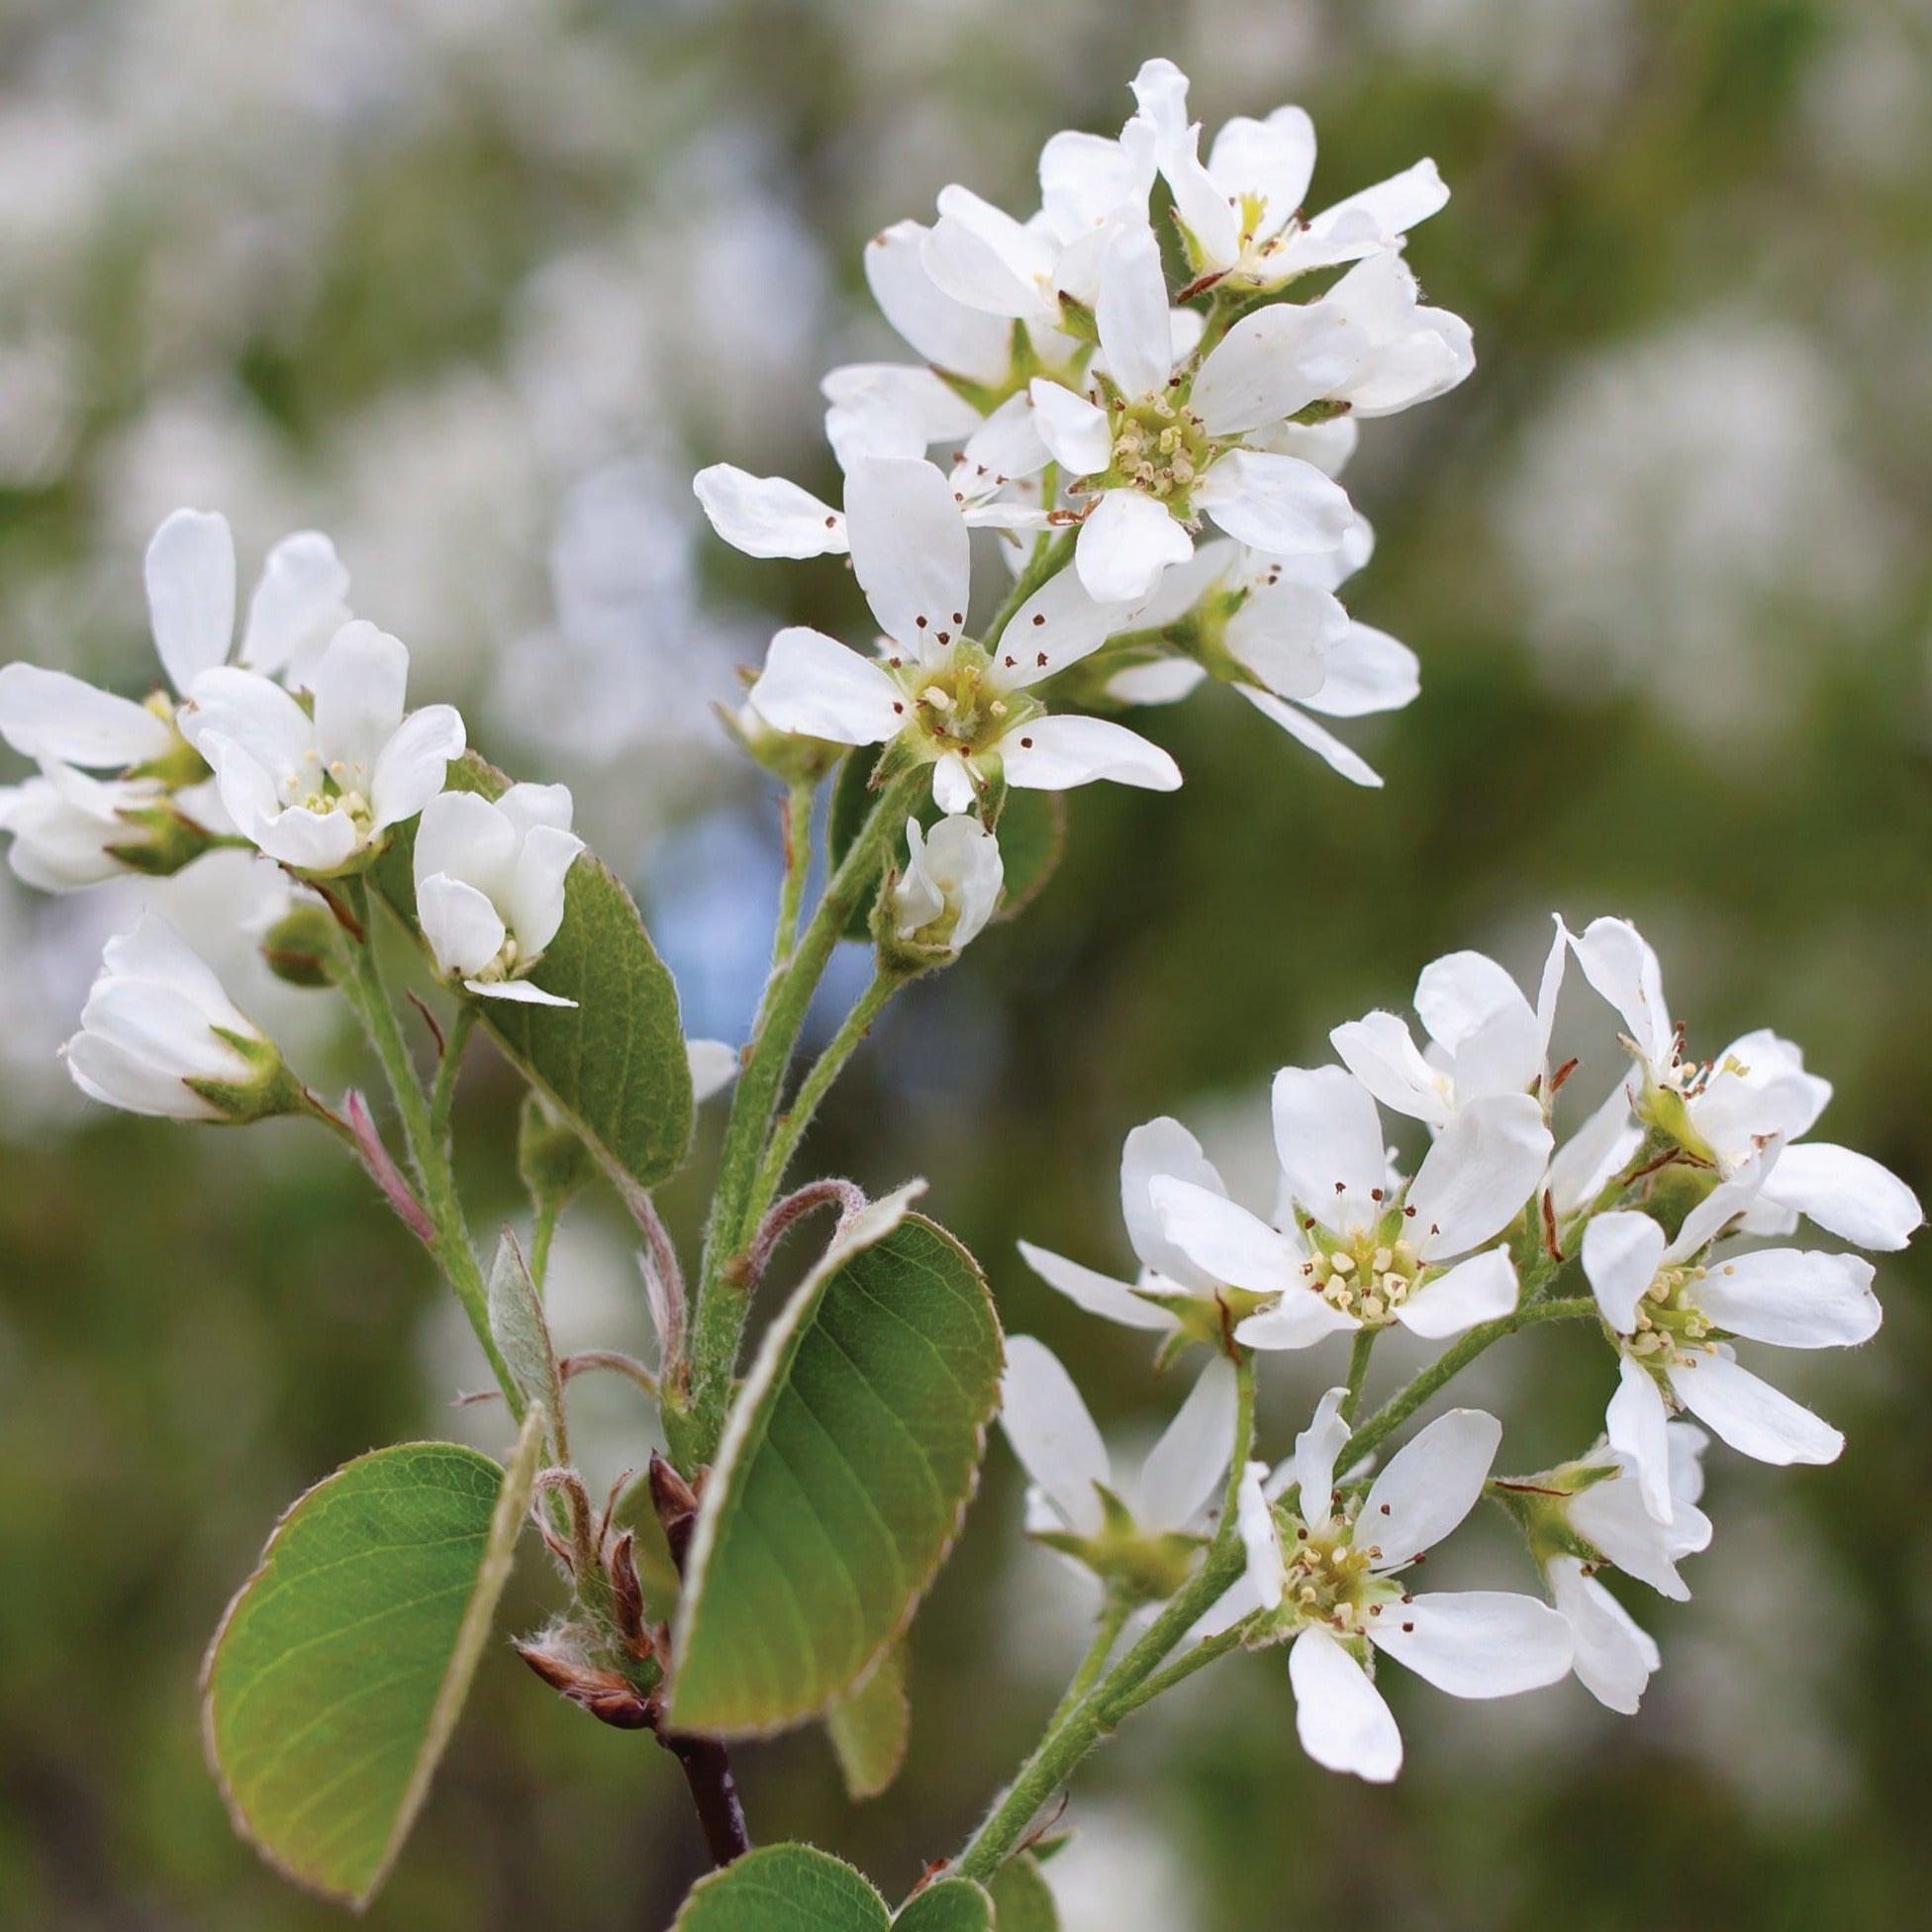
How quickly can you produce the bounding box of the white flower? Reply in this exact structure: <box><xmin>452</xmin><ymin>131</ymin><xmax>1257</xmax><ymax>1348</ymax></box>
<box><xmin>892</xmin><ymin>816</ymin><xmax>1003</xmax><ymax>955</ymax></box>
<box><xmin>1234</xmin><ymin>1392</ymin><xmax>1571</xmax><ymax>1782</ymax></box>
<box><xmin>865</xmin><ymin>219</ymin><xmax>1042</xmax><ymax>389</ymax></box>
<box><xmin>1309</xmin><ymin>250</ymin><xmax>1476</xmax><ymax>419</ymax></box>
<box><xmin>186</xmin><ymin>621</ymin><xmax>465</xmax><ymax>875</ymax></box>
<box><xmin>1151</xmin><ymin>1065</ymin><xmax>1553</xmax><ymax>1352</ymax></box>
<box><xmin>1020</xmin><ymin>221</ymin><xmax>1358</xmax><ymax>603</ymax></box>
<box><xmin>0</xmin><ymin>762</ymin><xmax>218</xmax><ymax>892</ymax></box>
<box><xmin>1002</xmin><ymin>1336</ymin><xmax>1236</xmax><ymax>1597</ymax></box>
<box><xmin>1330</xmin><ymin>927</ymin><xmax>1567</xmax><ymax>1129</ymax></box>
<box><xmin>741</xmin><ymin>457</ymin><xmax>1180</xmax><ymax>814</ymax></box>
<box><xmin>1017</xmin><ymin>1115</ymin><xmax>1243</xmax><ymax>1342</ymax></box>
<box><xmin>1569</xmin><ymin>916</ymin><xmax>1922</xmax><ymax>1248</ymax></box>
<box><xmin>63</xmin><ymin>913</ymin><xmax>295</xmax><ymax>1122</ymax></box>
<box><xmin>1101</xmin><ymin>531</ymin><xmax>1419</xmax><ymax>787</ymax></box>
<box><xmin>1130</xmin><ymin>58</ymin><xmax>1449</xmax><ymax>295</ymax></box>
<box><xmin>413</xmin><ymin>784</ymin><xmax>584</xmax><ymax>1006</ymax></box>
<box><xmin>0</xmin><ymin>508</ymin><xmax>350</xmax><ymax>775</ymax></box>
<box><xmin>1582</xmin><ymin>1163</ymin><xmax>1884</xmax><ymax>1521</ymax></box>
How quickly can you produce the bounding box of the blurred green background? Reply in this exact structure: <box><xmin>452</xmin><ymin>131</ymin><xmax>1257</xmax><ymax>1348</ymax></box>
<box><xmin>3</xmin><ymin>1</ymin><xmax>1931</xmax><ymax>1927</ymax></box>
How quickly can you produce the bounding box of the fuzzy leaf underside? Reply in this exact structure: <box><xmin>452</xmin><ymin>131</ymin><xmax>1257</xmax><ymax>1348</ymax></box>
<box><xmin>373</xmin><ymin>752</ymin><xmax>693</xmax><ymax>1188</ymax></box>
<box><xmin>201</xmin><ymin>1414</ymin><xmax>544</xmax><ymax>1907</ymax></box>
<box><xmin>668</xmin><ymin>1212</ymin><xmax>1002</xmax><ymax>1736</ymax></box>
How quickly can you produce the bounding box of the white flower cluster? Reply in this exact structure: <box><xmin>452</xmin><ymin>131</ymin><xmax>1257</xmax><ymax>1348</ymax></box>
<box><xmin>696</xmin><ymin>56</ymin><xmax>1471</xmax><ymax>812</ymax></box>
<box><xmin>1013</xmin><ymin>915</ymin><xmax>1918</xmax><ymax>1780</ymax></box>
<box><xmin>0</xmin><ymin>507</ymin><xmax>594</xmax><ymax>1112</ymax></box>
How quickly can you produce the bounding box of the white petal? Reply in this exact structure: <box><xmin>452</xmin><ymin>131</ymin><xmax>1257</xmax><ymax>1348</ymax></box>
<box><xmin>998</xmin><ymin>556</ymin><xmax>1133</xmax><ymax>689</ymax></box>
<box><xmin>929</xmin><ymin>750</ymin><xmax>979</xmax><ymax>815</ymax></box>
<box><xmin>1606</xmin><ymin>1356</ymin><xmax>1676</xmax><ymax>1523</ymax></box>
<box><xmin>864</xmin><ymin>221</ymin><xmax>1014</xmax><ymax>383</ymax></box>
<box><xmin>1548</xmin><ymin>1559</ymin><xmax>1658</xmax><ymax>1714</ymax></box>
<box><xmin>1222</xmin><ymin>580</ymin><xmax>1342</xmax><ymax>701</ymax></box>
<box><xmin>1039</xmin><ymin>128</ymin><xmax>1155</xmax><ymax>241</ymax></box>
<box><xmin>1583</xmin><ymin>1211</ymin><xmax>1668</xmax><ymax>1334</ymax></box>
<box><xmin>0</xmin><ymin>663</ymin><xmax>172</xmax><ymax>767</ymax></box>
<box><xmin>1666</xmin><ymin>1351</ymin><xmax>1842</xmax><ymax>1466</ymax></box>
<box><xmin>1569</xmin><ymin>916</ymin><xmax>1673</xmax><ymax>1069</ymax></box>
<box><xmin>1273</xmin><ymin>1064</ymin><xmax>1387</xmax><ymax>1235</ymax></box>
<box><xmin>687</xmin><ymin>1038</ymin><xmax>739</xmax><ymax>1103</ymax></box>
<box><xmin>179</xmin><ymin>663</ymin><xmax>312</xmax><ymax>769</ymax></box>
<box><xmin>467</xmin><ymin>978</ymin><xmax>576</xmax><ymax>1007</ymax></box>
<box><xmin>1406</xmin><ymin>1092</ymin><xmax>1552</xmax><ymax>1259</ymax></box>
<box><xmin>415</xmin><ymin>789</ymin><xmax>515</xmax><ymax>903</ymax></box>
<box><xmin>1148</xmin><ymin>1177</ymin><xmax>1302</xmax><ymax>1298</ymax></box>
<box><xmin>1298</xmin><ymin>623</ymin><xmax>1419</xmax><ymax>720</ymax></box>
<box><xmin>1548</xmin><ymin>1077</ymin><xmax>1640</xmax><ymax>1217</ymax></box>
<box><xmin>1196</xmin><ymin>449</ymin><xmax>1354</xmax><ymax>557</ymax></box>
<box><xmin>1015</xmin><ymin>1239</ymin><xmax>1174</xmax><ymax>1334</ymax></box>
<box><xmin>1107</xmin><ymin>658</ymin><xmax>1208</xmax><ymax>707</ymax></box>
<box><xmin>1191</xmin><ymin>304</ymin><xmax>1364</xmax><ymax>436</ymax></box>
<box><xmin>1694</xmin><ymin>1248</ymin><xmax>1881</xmax><ymax>1349</ymax></box>
<box><xmin>1000</xmin><ymin>712</ymin><xmax>1181</xmax><ymax>793</ymax></box>
<box><xmin>1001</xmin><ymin>1336</ymin><xmax>1110</xmax><ymax>1537</ymax></box>
<box><xmin>1120</xmin><ymin>1115</ymin><xmax>1227</xmax><ymax>1291</ymax></box>
<box><xmin>1290</xmin><ymin>161</ymin><xmax>1449</xmax><ymax>270</ymax></box>
<box><xmin>1234</xmin><ymin>1293</ymin><xmax>1361</xmax><ymax>1351</ymax></box>
<box><xmin>504</xmin><ymin>823</ymin><xmax>584</xmax><ymax>958</ymax></box>
<box><xmin>1238</xmin><ymin>687</ymin><xmax>1383</xmax><ymax>786</ymax></box>
<box><xmin>1399</xmin><ymin>1247</ymin><xmax>1518</xmax><ymax>1341</ymax></box>
<box><xmin>922</xmin><ymin>185</ymin><xmax>1057</xmax><ymax>323</ymax></box>
<box><xmin>748</xmin><ymin>628</ymin><xmax>904</xmax><ymax>744</ymax></box>
<box><xmin>1206</xmin><ymin>107</ymin><xmax>1316</xmax><ymax>242</ymax></box>
<box><xmin>1762</xmin><ymin>1142</ymin><xmax>1922</xmax><ymax>1251</ymax></box>
<box><xmin>1414</xmin><ymin>951</ymin><xmax>1527</xmax><ymax>1054</ymax></box>
<box><xmin>1362</xmin><ymin>1408</ymin><xmax>1500</xmax><ymax>1563</ymax></box>
<box><xmin>1330</xmin><ymin>1011</ymin><xmax>1448</xmax><ymax>1127</ymax></box>
<box><xmin>1293</xmin><ymin>1386</ymin><xmax>1352</xmax><ymax>1516</ymax></box>
<box><xmin>957</xmin><ymin>390</ymin><xmax>1052</xmax><ymax>487</ymax></box>
<box><xmin>369</xmin><ymin>704</ymin><xmax>464</xmax><ymax>831</ymax></box>
<box><xmin>145</xmin><ymin>508</ymin><xmax>236</xmax><ymax>691</ymax></box>
<box><xmin>67</xmin><ymin>1032</ymin><xmax>216</xmax><ymax>1119</ymax></box>
<box><xmin>1074</xmin><ymin>490</ymin><xmax>1195</xmax><ymax>605</ymax></box>
<box><xmin>1235</xmin><ymin>1460</ymin><xmax>1284</xmax><ymax>1609</ymax></box>
<box><xmin>1096</xmin><ymin>221</ymin><xmax>1175</xmax><ymax>400</ymax></box>
<box><xmin>1137</xmin><ymin>1356</ymin><xmax>1237</xmax><ymax>1532</ymax></box>
<box><xmin>418</xmin><ymin>873</ymin><xmax>506</xmax><ymax>980</ymax></box>
<box><xmin>1290</xmin><ymin>1626</ymin><xmax>1402</xmax><ymax>1783</ymax></box>
<box><xmin>693</xmin><ymin>466</ymin><xmax>846</xmax><ymax>558</ymax></box>
<box><xmin>313</xmin><ymin>621</ymin><xmax>408</xmax><ymax>781</ymax></box>
<box><xmin>250</xmin><ymin>798</ymin><xmax>361</xmax><ymax>873</ymax></box>
<box><xmin>1027</xmin><ymin>378</ymin><xmax>1111</xmax><ymax>477</ymax></box>
<box><xmin>1568</xmin><ymin>1471</ymin><xmax>1708</xmax><ymax>1600</ymax></box>
<box><xmin>845</xmin><ymin>457</ymin><xmax>971</xmax><ymax>649</ymax></box>
<box><xmin>1371</xmin><ymin>1591</ymin><xmax>1572</xmax><ymax>1698</ymax></box>
<box><xmin>238</xmin><ymin>531</ymin><xmax>350</xmax><ymax>677</ymax></box>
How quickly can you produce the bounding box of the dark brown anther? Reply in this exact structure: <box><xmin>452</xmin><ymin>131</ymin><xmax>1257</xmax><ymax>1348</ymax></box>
<box><xmin>649</xmin><ymin>1452</ymin><xmax>703</xmax><ymax>1573</ymax></box>
<box><xmin>1548</xmin><ymin>1055</ymin><xmax>1579</xmax><ymax>1096</ymax></box>
<box><xmin>1541</xmin><ymin>1190</ymin><xmax>1563</xmax><ymax>1262</ymax></box>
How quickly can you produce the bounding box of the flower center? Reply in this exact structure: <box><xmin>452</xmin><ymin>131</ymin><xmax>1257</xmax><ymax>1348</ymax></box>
<box><xmin>1105</xmin><ymin>392</ymin><xmax>1216</xmax><ymax>508</ymax></box>
<box><xmin>287</xmin><ymin>748</ymin><xmax>373</xmax><ymax>830</ymax></box>
<box><xmin>1625</xmin><ymin>1264</ymin><xmax>1715</xmax><ymax>1367</ymax></box>
<box><xmin>1282</xmin><ymin>1508</ymin><xmax>1400</xmax><ymax>1639</ymax></box>
<box><xmin>1301</xmin><ymin>1226</ymin><xmax>1424</xmax><ymax>1326</ymax></box>
<box><xmin>886</xmin><ymin>638</ymin><xmax>1038</xmax><ymax>764</ymax></box>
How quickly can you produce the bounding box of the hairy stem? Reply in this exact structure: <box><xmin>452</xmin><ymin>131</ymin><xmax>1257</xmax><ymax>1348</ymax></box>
<box><xmin>1339</xmin><ymin>1326</ymin><xmax>1377</xmax><ymax>1425</ymax></box>
<box><xmin>1044</xmin><ymin>1595</ymin><xmax>1134</xmax><ymax>1734</ymax></box>
<box><xmin>429</xmin><ymin>1002</ymin><xmax>478</xmax><ymax>1145</ymax></box>
<box><xmin>670</xmin><ymin>771</ymin><xmax>923</xmax><ymax>1470</ymax></box>
<box><xmin>772</xmin><ymin>777</ymin><xmax>817</xmax><ymax>967</ymax></box>
<box><xmin>1341</xmin><ymin>1297</ymin><xmax>1598</xmax><ymax>1470</ymax></box>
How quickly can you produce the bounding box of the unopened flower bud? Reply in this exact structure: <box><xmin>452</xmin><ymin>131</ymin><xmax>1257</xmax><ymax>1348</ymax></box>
<box><xmin>881</xmin><ymin>816</ymin><xmax>1003</xmax><ymax>969</ymax></box>
<box><xmin>259</xmin><ymin>903</ymin><xmax>340</xmax><ymax>989</ymax></box>
<box><xmin>65</xmin><ymin>914</ymin><xmax>303</xmax><ymax>1123</ymax></box>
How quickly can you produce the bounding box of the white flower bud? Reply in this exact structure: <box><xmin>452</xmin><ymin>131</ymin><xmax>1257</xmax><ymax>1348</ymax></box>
<box><xmin>64</xmin><ymin>915</ymin><xmax>298</xmax><ymax>1122</ymax></box>
<box><xmin>892</xmin><ymin>816</ymin><xmax>1003</xmax><ymax>956</ymax></box>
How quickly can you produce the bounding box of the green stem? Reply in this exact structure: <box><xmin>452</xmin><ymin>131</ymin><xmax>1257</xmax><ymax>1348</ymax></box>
<box><xmin>429</xmin><ymin>1002</ymin><xmax>478</xmax><ymax>1145</ymax></box>
<box><xmin>671</xmin><ymin>771</ymin><xmax>924</xmax><ymax>1470</ymax></box>
<box><xmin>983</xmin><ymin>529</ymin><xmax>1076</xmax><ymax>650</ymax></box>
<box><xmin>530</xmin><ymin>1202</ymin><xmax>559</xmax><ymax>1297</ymax></box>
<box><xmin>335</xmin><ymin>883</ymin><xmax>519</xmax><ymax>1408</ymax></box>
<box><xmin>1339</xmin><ymin>1326</ymin><xmax>1377</xmax><ymax>1425</ymax></box>
<box><xmin>954</xmin><ymin>1352</ymin><xmax>1255</xmax><ymax>1883</ymax></box>
<box><xmin>772</xmin><ymin>778</ymin><xmax>816</xmax><ymax>967</ymax></box>
<box><xmin>1107</xmin><ymin>1615</ymin><xmax>1254</xmax><ymax>1715</ymax></box>
<box><xmin>1341</xmin><ymin>1297</ymin><xmax>1597</xmax><ymax>1471</ymax></box>
<box><xmin>747</xmin><ymin>971</ymin><xmax>898</xmax><ymax>1214</ymax></box>
<box><xmin>1045</xmin><ymin>1596</ymin><xmax>1134</xmax><ymax>1734</ymax></box>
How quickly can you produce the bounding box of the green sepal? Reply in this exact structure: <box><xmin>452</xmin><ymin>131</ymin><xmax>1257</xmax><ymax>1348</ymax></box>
<box><xmin>259</xmin><ymin>904</ymin><xmax>339</xmax><ymax>989</ymax></box>
<box><xmin>518</xmin><ymin>1089</ymin><xmax>599</xmax><ymax>1215</ymax></box>
<box><xmin>105</xmin><ymin>799</ymin><xmax>221</xmax><ymax>878</ymax></box>
<box><xmin>185</xmin><ymin>1026</ymin><xmax>306</xmax><ymax>1124</ymax></box>
<box><xmin>1030</xmin><ymin>1485</ymin><xmax>1206</xmax><ymax>1604</ymax></box>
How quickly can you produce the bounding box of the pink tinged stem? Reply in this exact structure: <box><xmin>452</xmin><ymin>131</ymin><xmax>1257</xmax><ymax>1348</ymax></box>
<box><xmin>344</xmin><ymin>1088</ymin><xmax>435</xmax><ymax>1244</ymax></box>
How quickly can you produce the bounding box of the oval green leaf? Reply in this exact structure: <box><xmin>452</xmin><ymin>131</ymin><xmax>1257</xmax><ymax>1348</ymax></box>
<box><xmin>895</xmin><ymin>1879</ymin><xmax>994</xmax><ymax>1931</ymax></box>
<box><xmin>668</xmin><ymin>1204</ymin><xmax>1003</xmax><ymax>1736</ymax></box>
<box><xmin>202</xmin><ymin>1411</ymin><xmax>544</xmax><ymax>1908</ymax></box>
<box><xmin>373</xmin><ymin>753</ymin><xmax>693</xmax><ymax>1188</ymax></box>
<box><xmin>674</xmin><ymin>1844</ymin><xmax>889</xmax><ymax>1932</ymax></box>
<box><xmin>987</xmin><ymin>1854</ymin><xmax>1059</xmax><ymax>1931</ymax></box>
<box><xmin>826</xmin><ymin>1641</ymin><xmax>911</xmax><ymax>1801</ymax></box>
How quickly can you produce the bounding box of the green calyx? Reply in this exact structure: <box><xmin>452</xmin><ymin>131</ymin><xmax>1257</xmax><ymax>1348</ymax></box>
<box><xmin>125</xmin><ymin>701</ymin><xmax>212</xmax><ymax>790</ymax></box>
<box><xmin>1248</xmin><ymin>1499</ymin><xmax>1401</xmax><ymax>1650</ymax></box>
<box><xmin>1082</xmin><ymin>386</ymin><xmax>1219</xmax><ymax>523</ymax></box>
<box><xmin>186</xmin><ymin>1026</ymin><xmax>307</xmax><ymax>1124</ymax></box>
<box><xmin>260</xmin><ymin>904</ymin><xmax>341</xmax><ymax>989</ymax></box>
<box><xmin>937</xmin><ymin>319</ymin><xmax>1092</xmax><ymax>418</ymax></box>
<box><xmin>1131</xmin><ymin>1284</ymin><xmax>1273</xmax><ymax>1355</ymax></box>
<box><xmin>518</xmin><ymin>1090</ymin><xmax>599</xmax><ymax>1214</ymax></box>
<box><xmin>1030</xmin><ymin>1486</ymin><xmax>1206</xmax><ymax>1604</ymax></box>
<box><xmin>106</xmin><ymin>799</ymin><xmax>222</xmax><ymax>879</ymax></box>
<box><xmin>1490</xmin><ymin>1463</ymin><xmax>1619</xmax><ymax>1570</ymax></box>
<box><xmin>1285</xmin><ymin>1201</ymin><xmax>1431</xmax><ymax>1329</ymax></box>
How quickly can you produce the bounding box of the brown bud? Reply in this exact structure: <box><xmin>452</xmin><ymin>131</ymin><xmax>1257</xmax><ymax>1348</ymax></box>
<box><xmin>516</xmin><ymin>1631</ymin><xmax>656</xmax><ymax>1730</ymax></box>
<box><xmin>649</xmin><ymin>1452</ymin><xmax>702</xmax><ymax>1573</ymax></box>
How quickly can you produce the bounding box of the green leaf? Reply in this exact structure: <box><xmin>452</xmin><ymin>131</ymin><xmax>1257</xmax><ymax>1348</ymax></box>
<box><xmin>827</xmin><ymin>754</ymin><xmax>1066</xmax><ymax>939</ymax></box>
<box><xmin>201</xmin><ymin>1410</ymin><xmax>545</xmax><ymax>1908</ymax></box>
<box><xmin>826</xmin><ymin>1641</ymin><xmax>911</xmax><ymax>1801</ymax></box>
<box><xmin>673</xmin><ymin>1844</ymin><xmax>889</xmax><ymax>1932</ymax></box>
<box><xmin>486</xmin><ymin>1227</ymin><xmax>565</xmax><ymax>1461</ymax></box>
<box><xmin>671</xmin><ymin>1849</ymin><xmax>991</xmax><ymax>1932</ymax></box>
<box><xmin>987</xmin><ymin>1855</ymin><xmax>1059</xmax><ymax>1931</ymax></box>
<box><xmin>895</xmin><ymin>1879</ymin><xmax>994</xmax><ymax>1931</ymax></box>
<box><xmin>372</xmin><ymin>752</ymin><xmax>693</xmax><ymax>1188</ymax></box>
<box><xmin>668</xmin><ymin>1195</ymin><xmax>1003</xmax><ymax>1735</ymax></box>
